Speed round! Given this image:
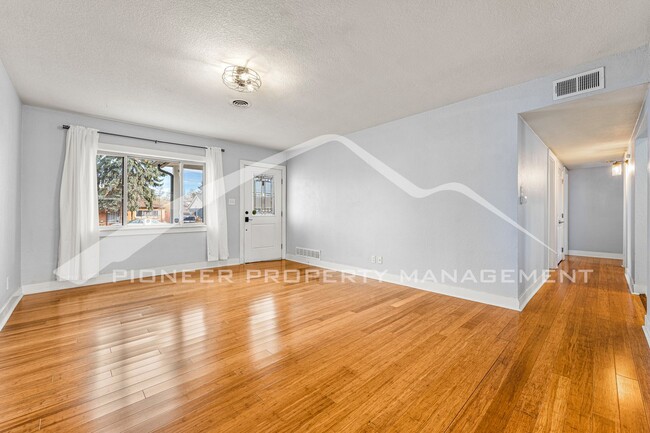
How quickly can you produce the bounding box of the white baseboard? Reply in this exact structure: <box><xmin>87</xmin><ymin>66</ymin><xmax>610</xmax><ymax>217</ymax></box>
<box><xmin>568</xmin><ymin>250</ymin><xmax>623</xmax><ymax>260</ymax></box>
<box><xmin>518</xmin><ymin>273</ymin><xmax>548</xmax><ymax>311</ymax></box>
<box><xmin>21</xmin><ymin>258</ymin><xmax>241</xmax><ymax>295</ymax></box>
<box><xmin>634</xmin><ymin>283</ymin><xmax>647</xmax><ymax>295</ymax></box>
<box><xmin>644</xmin><ymin>325</ymin><xmax>650</xmax><ymax>349</ymax></box>
<box><xmin>0</xmin><ymin>287</ymin><xmax>23</xmax><ymax>331</ymax></box>
<box><xmin>285</xmin><ymin>254</ymin><xmax>520</xmax><ymax>311</ymax></box>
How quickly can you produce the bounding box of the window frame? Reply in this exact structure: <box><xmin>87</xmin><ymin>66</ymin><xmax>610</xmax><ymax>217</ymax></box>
<box><xmin>97</xmin><ymin>143</ymin><xmax>207</xmax><ymax>236</ymax></box>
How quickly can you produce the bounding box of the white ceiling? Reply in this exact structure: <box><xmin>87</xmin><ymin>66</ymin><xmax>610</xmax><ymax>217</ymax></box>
<box><xmin>521</xmin><ymin>85</ymin><xmax>647</xmax><ymax>169</ymax></box>
<box><xmin>0</xmin><ymin>1</ymin><xmax>649</xmax><ymax>149</ymax></box>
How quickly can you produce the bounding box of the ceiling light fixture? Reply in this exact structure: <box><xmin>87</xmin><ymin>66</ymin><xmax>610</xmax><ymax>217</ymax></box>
<box><xmin>222</xmin><ymin>66</ymin><xmax>261</xmax><ymax>93</ymax></box>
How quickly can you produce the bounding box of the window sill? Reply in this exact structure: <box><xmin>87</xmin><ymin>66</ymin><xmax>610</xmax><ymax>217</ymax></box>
<box><xmin>99</xmin><ymin>224</ymin><xmax>207</xmax><ymax>237</ymax></box>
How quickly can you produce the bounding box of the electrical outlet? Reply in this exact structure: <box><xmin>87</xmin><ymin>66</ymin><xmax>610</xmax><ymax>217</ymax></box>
<box><xmin>371</xmin><ymin>255</ymin><xmax>376</xmax><ymax>263</ymax></box>
<box><xmin>377</xmin><ymin>256</ymin><xmax>383</xmax><ymax>264</ymax></box>
<box><xmin>6</xmin><ymin>276</ymin><xmax>9</xmax><ymax>291</ymax></box>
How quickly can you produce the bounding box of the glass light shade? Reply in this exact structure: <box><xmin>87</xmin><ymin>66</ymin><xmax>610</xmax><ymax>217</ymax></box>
<box><xmin>611</xmin><ymin>162</ymin><xmax>622</xmax><ymax>176</ymax></box>
<box><xmin>222</xmin><ymin>66</ymin><xmax>262</xmax><ymax>93</ymax></box>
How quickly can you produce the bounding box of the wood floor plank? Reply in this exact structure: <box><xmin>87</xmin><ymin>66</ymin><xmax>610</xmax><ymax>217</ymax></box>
<box><xmin>617</xmin><ymin>374</ymin><xmax>650</xmax><ymax>433</ymax></box>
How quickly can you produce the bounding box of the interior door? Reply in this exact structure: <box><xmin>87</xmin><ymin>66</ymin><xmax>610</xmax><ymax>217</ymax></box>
<box><xmin>243</xmin><ymin>165</ymin><xmax>283</xmax><ymax>263</ymax></box>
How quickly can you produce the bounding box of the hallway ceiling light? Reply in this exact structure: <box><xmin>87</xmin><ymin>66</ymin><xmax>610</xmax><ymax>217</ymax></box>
<box><xmin>222</xmin><ymin>66</ymin><xmax>261</xmax><ymax>93</ymax></box>
<box><xmin>611</xmin><ymin>161</ymin><xmax>622</xmax><ymax>176</ymax></box>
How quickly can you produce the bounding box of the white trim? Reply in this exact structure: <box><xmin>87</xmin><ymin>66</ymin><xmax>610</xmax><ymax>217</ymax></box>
<box><xmin>625</xmin><ymin>270</ymin><xmax>634</xmax><ymax>293</ymax></box>
<box><xmin>643</xmin><ymin>325</ymin><xmax>650</xmax><ymax>349</ymax></box>
<box><xmin>21</xmin><ymin>258</ymin><xmax>240</xmax><ymax>295</ymax></box>
<box><xmin>0</xmin><ymin>288</ymin><xmax>23</xmax><ymax>331</ymax></box>
<box><xmin>239</xmin><ymin>160</ymin><xmax>287</xmax><ymax>264</ymax></box>
<box><xmin>518</xmin><ymin>273</ymin><xmax>548</xmax><ymax>311</ymax></box>
<box><xmin>568</xmin><ymin>250</ymin><xmax>624</xmax><ymax>260</ymax></box>
<box><xmin>547</xmin><ymin>150</ymin><xmax>560</xmax><ymax>270</ymax></box>
<box><xmin>285</xmin><ymin>254</ymin><xmax>520</xmax><ymax>311</ymax></box>
<box><xmin>100</xmin><ymin>225</ymin><xmax>207</xmax><ymax>237</ymax></box>
<box><xmin>98</xmin><ymin>142</ymin><xmax>206</xmax><ymax>163</ymax></box>
<box><xmin>633</xmin><ymin>283</ymin><xmax>647</xmax><ymax>295</ymax></box>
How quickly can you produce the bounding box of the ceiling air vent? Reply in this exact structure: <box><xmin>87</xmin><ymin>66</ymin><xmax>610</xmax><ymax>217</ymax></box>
<box><xmin>553</xmin><ymin>67</ymin><xmax>604</xmax><ymax>100</ymax></box>
<box><xmin>231</xmin><ymin>99</ymin><xmax>250</xmax><ymax>108</ymax></box>
<box><xmin>296</xmin><ymin>247</ymin><xmax>321</xmax><ymax>260</ymax></box>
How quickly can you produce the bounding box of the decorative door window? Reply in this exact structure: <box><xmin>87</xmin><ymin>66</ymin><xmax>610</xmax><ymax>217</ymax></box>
<box><xmin>253</xmin><ymin>174</ymin><xmax>274</xmax><ymax>215</ymax></box>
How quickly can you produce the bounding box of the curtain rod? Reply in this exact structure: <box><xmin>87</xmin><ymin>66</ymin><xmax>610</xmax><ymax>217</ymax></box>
<box><xmin>61</xmin><ymin>125</ymin><xmax>224</xmax><ymax>152</ymax></box>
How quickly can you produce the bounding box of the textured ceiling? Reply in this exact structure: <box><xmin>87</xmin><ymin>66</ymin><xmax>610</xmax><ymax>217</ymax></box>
<box><xmin>521</xmin><ymin>85</ymin><xmax>648</xmax><ymax>169</ymax></box>
<box><xmin>0</xmin><ymin>1</ymin><xmax>649</xmax><ymax>149</ymax></box>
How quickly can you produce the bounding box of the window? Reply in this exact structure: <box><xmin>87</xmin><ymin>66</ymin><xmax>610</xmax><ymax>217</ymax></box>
<box><xmin>97</xmin><ymin>155</ymin><xmax>124</xmax><ymax>227</ymax></box>
<box><xmin>127</xmin><ymin>158</ymin><xmax>176</xmax><ymax>225</ymax></box>
<box><xmin>183</xmin><ymin>164</ymin><xmax>204</xmax><ymax>224</ymax></box>
<box><xmin>96</xmin><ymin>150</ymin><xmax>204</xmax><ymax>229</ymax></box>
<box><xmin>253</xmin><ymin>174</ymin><xmax>274</xmax><ymax>215</ymax></box>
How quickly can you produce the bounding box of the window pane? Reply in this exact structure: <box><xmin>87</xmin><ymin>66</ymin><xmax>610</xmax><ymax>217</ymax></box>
<box><xmin>183</xmin><ymin>164</ymin><xmax>204</xmax><ymax>223</ymax></box>
<box><xmin>253</xmin><ymin>174</ymin><xmax>274</xmax><ymax>215</ymax></box>
<box><xmin>97</xmin><ymin>155</ymin><xmax>124</xmax><ymax>226</ymax></box>
<box><xmin>127</xmin><ymin>158</ymin><xmax>175</xmax><ymax>225</ymax></box>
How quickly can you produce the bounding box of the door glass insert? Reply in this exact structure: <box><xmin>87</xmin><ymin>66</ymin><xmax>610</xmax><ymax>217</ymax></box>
<box><xmin>253</xmin><ymin>174</ymin><xmax>274</xmax><ymax>215</ymax></box>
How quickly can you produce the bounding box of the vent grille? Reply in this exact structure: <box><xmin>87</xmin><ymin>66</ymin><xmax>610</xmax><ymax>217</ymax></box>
<box><xmin>296</xmin><ymin>247</ymin><xmax>321</xmax><ymax>260</ymax></box>
<box><xmin>553</xmin><ymin>67</ymin><xmax>604</xmax><ymax>100</ymax></box>
<box><xmin>231</xmin><ymin>99</ymin><xmax>250</xmax><ymax>108</ymax></box>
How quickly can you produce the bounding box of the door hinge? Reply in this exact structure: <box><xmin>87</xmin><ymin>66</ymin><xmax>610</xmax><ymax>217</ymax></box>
<box><xmin>561</xmin><ymin>247</ymin><xmax>564</xmax><ymax>253</ymax></box>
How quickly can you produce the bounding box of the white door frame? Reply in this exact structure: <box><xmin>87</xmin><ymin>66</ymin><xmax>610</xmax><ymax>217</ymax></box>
<box><xmin>547</xmin><ymin>151</ymin><xmax>567</xmax><ymax>268</ymax></box>
<box><xmin>547</xmin><ymin>151</ymin><xmax>558</xmax><ymax>269</ymax></box>
<box><xmin>562</xmin><ymin>167</ymin><xmax>569</xmax><ymax>259</ymax></box>
<box><xmin>239</xmin><ymin>160</ymin><xmax>287</xmax><ymax>263</ymax></box>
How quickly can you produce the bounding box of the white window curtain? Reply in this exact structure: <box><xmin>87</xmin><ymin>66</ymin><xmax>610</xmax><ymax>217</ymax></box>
<box><xmin>205</xmin><ymin>147</ymin><xmax>229</xmax><ymax>261</ymax></box>
<box><xmin>55</xmin><ymin>125</ymin><xmax>100</xmax><ymax>282</ymax></box>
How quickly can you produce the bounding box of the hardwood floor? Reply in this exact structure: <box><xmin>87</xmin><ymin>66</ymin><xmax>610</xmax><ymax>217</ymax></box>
<box><xmin>1</xmin><ymin>256</ymin><xmax>649</xmax><ymax>432</ymax></box>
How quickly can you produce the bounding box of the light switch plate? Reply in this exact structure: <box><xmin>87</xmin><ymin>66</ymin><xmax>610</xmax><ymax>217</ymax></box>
<box><xmin>228</xmin><ymin>198</ymin><xmax>236</xmax><ymax>206</ymax></box>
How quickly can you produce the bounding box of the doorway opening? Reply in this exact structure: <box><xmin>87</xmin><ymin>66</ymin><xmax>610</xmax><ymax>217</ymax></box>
<box><xmin>518</xmin><ymin>84</ymin><xmax>648</xmax><ymax>306</ymax></box>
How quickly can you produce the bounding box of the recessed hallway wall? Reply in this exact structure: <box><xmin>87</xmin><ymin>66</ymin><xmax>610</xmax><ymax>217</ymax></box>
<box><xmin>568</xmin><ymin>166</ymin><xmax>624</xmax><ymax>256</ymax></box>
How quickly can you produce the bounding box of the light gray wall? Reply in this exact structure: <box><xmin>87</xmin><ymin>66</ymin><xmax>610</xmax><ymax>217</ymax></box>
<box><xmin>20</xmin><ymin>106</ymin><xmax>277</xmax><ymax>285</ymax></box>
<box><xmin>568</xmin><ymin>166</ymin><xmax>624</xmax><ymax>254</ymax></box>
<box><xmin>0</xmin><ymin>59</ymin><xmax>22</xmax><ymax>312</ymax></box>
<box><xmin>517</xmin><ymin>120</ymin><xmax>548</xmax><ymax>296</ymax></box>
<box><xmin>625</xmin><ymin>93</ymin><xmax>648</xmax><ymax>293</ymax></box>
<box><xmin>288</xmin><ymin>45</ymin><xmax>648</xmax><ymax>304</ymax></box>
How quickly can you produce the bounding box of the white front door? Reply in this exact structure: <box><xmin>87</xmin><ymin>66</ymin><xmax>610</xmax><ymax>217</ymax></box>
<box><xmin>243</xmin><ymin>164</ymin><xmax>283</xmax><ymax>263</ymax></box>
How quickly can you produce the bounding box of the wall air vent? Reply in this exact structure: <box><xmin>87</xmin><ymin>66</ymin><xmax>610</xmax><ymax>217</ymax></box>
<box><xmin>553</xmin><ymin>67</ymin><xmax>604</xmax><ymax>100</ymax></box>
<box><xmin>296</xmin><ymin>247</ymin><xmax>321</xmax><ymax>260</ymax></box>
